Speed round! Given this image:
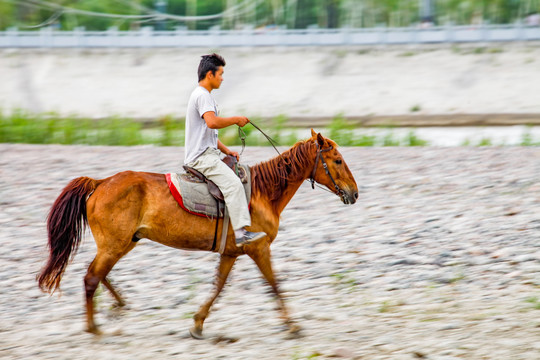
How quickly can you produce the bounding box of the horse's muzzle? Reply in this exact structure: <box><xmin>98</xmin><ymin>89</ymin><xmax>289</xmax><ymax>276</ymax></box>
<box><xmin>339</xmin><ymin>188</ymin><xmax>358</xmax><ymax>205</ymax></box>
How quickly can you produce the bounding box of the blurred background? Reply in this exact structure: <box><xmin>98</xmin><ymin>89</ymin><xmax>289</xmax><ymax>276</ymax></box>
<box><xmin>1</xmin><ymin>0</ymin><xmax>540</xmax><ymax>146</ymax></box>
<box><xmin>1</xmin><ymin>0</ymin><xmax>540</xmax><ymax>31</ymax></box>
<box><xmin>1</xmin><ymin>3</ymin><xmax>540</xmax><ymax>360</ymax></box>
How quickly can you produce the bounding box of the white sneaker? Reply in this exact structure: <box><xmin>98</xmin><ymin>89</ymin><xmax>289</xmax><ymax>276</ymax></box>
<box><xmin>235</xmin><ymin>230</ymin><xmax>266</xmax><ymax>247</ymax></box>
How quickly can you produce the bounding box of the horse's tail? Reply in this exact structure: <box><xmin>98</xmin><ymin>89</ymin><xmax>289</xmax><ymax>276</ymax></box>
<box><xmin>37</xmin><ymin>176</ymin><xmax>101</xmax><ymax>294</ymax></box>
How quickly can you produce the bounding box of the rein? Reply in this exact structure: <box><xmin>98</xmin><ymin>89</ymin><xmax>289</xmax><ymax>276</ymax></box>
<box><xmin>240</xmin><ymin>122</ymin><xmax>344</xmax><ymax>199</ymax></box>
<box><xmin>238</xmin><ymin>120</ymin><xmax>282</xmax><ymax>158</ymax></box>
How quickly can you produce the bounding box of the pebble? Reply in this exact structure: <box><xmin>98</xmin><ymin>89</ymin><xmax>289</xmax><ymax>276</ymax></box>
<box><xmin>0</xmin><ymin>145</ymin><xmax>539</xmax><ymax>359</ymax></box>
<box><xmin>332</xmin><ymin>347</ymin><xmax>357</xmax><ymax>358</ymax></box>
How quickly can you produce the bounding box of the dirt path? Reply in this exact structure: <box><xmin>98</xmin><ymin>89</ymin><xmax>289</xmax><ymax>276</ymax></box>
<box><xmin>0</xmin><ymin>144</ymin><xmax>539</xmax><ymax>359</ymax></box>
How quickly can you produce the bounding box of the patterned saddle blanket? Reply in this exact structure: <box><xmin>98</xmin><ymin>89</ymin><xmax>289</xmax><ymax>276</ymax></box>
<box><xmin>166</xmin><ymin>164</ymin><xmax>251</xmax><ymax>218</ymax></box>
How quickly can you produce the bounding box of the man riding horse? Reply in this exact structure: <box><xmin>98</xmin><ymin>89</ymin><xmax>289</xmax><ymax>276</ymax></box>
<box><xmin>37</xmin><ymin>54</ymin><xmax>359</xmax><ymax>338</ymax></box>
<box><xmin>184</xmin><ymin>53</ymin><xmax>266</xmax><ymax>247</ymax></box>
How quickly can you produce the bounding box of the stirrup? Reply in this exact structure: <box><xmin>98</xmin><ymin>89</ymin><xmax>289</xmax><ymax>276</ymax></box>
<box><xmin>235</xmin><ymin>231</ymin><xmax>266</xmax><ymax>247</ymax></box>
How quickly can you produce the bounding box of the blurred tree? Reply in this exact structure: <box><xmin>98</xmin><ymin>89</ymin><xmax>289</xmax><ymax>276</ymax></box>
<box><xmin>1</xmin><ymin>0</ymin><xmax>539</xmax><ymax>30</ymax></box>
<box><xmin>0</xmin><ymin>1</ymin><xmax>15</xmax><ymax>29</ymax></box>
<box><xmin>270</xmin><ymin>0</ymin><xmax>285</xmax><ymax>25</ymax></box>
<box><xmin>64</xmin><ymin>0</ymin><xmax>139</xmax><ymax>30</ymax></box>
<box><xmin>326</xmin><ymin>0</ymin><xmax>340</xmax><ymax>28</ymax></box>
<box><xmin>295</xmin><ymin>0</ymin><xmax>318</xmax><ymax>28</ymax></box>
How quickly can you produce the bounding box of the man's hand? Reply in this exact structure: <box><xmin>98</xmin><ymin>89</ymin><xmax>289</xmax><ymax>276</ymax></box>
<box><xmin>203</xmin><ymin>112</ymin><xmax>249</xmax><ymax>129</ymax></box>
<box><xmin>235</xmin><ymin>116</ymin><xmax>250</xmax><ymax>127</ymax></box>
<box><xmin>228</xmin><ymin>150</ymin><xmax>240</xmax><ymax>161</ymax></box>
<box><xmin>218</xmin><ymin>140</ymin><xmax>240</xmax><ymax>161</ymax></box>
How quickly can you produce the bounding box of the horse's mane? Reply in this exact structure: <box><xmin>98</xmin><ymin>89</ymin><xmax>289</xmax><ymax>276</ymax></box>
<box><xmin>251</xmin><ymin>139</ymin><xmax>316</xmax><ymax>202</ymax></box>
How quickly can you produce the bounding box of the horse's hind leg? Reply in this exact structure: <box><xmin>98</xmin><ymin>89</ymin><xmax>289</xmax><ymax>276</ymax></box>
<box><xmin>190</xmin><ymin>254</ymin><xmax>237</xmax><ymax>339</ymax></box>
<box><xmin>246</xmin><ymin>243</ymin><xmax>301</xmax><ymax>337</ymax></box>
<box><xmin>102</xmin><ymin>277</ymin><xmax>126</xmax><ymax>307</ymax></box>
<box><xmin>84</xmin><ymin>242</ymin><xmax>135</xmax><ymax>334</ymax></box>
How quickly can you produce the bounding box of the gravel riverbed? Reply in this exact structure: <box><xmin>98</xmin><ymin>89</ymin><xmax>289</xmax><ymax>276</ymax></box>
<box><xmin>0</xmin><ymin>144</ymin><xmax>539</xmax><ymax>360</ymax></box>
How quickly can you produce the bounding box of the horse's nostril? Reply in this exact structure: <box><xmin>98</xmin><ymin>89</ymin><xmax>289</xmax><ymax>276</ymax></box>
<box><xmin>354</xmin><ymin>192</ymin><xmax>359</xmax><ymax>200</ymax></box>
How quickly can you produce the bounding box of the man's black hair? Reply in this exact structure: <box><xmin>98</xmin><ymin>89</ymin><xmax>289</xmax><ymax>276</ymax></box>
<box><xmin>198</xmin><ymin>53</ymin><xmax>226</xmax><ymax>82</ymax></box>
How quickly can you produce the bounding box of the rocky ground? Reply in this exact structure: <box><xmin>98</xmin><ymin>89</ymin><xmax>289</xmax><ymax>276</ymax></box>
<box><xmin>0</xmin><ymin>144</ymin><xmax>539</xmax><ymax>360</ymax></box>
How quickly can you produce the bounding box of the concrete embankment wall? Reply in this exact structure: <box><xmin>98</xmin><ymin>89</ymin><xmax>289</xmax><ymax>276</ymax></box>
<box><xmin>1</xmin><ymin>44</ymin><xmax>539</xmax><ymax>125</ymax></box>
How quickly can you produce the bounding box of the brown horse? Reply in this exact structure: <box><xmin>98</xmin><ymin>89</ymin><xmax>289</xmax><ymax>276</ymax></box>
<box><xmin>37</xmin><ymin>130</ymin><xmax>358</xmax><ymax>338</ymax></box>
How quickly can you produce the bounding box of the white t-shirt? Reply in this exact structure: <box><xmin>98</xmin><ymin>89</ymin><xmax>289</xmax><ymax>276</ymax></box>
<box><xmin>184</xmin><ymin>86</ymin><xmax>219</xmax><ymax>164</ymax></box>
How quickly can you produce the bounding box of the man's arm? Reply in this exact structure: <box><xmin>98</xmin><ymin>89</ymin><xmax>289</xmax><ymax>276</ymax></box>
<box><xmin>203</xmin><ymin>111</ymin><xmax>249</xmax><ymax>129</ymax></box>
<box><xmin>217</xmin><ymin>140</ymin><xmax>239</xmax><ymax>160</ymax></box>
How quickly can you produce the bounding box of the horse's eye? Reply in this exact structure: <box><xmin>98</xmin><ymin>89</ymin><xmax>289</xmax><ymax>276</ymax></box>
<box><xmin>335</xmin><ymin>159</ymin><xmax>342</xmax><ymax>165</ymax></box>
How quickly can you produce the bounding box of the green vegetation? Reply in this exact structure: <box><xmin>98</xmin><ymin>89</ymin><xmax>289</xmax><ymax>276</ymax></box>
<box><xmin>329</xmin><ymin>114</ymin><xmax>355</xmax><ymax>145</ymax></box>
<box><xmin>525</xmin><ymin>296</ymin><xmax>540</xmax><ymax>310</ymax></box>
<box><xmin>405</xmin><ymin>130</ymin><xmax>429</xmax><ymax>146</ymax></box>
<box><xmin>452</xmin><ymin>46</ymin><xmax>506</xmax><ymax>55</ymax></box>
<box><xmin>2</xmin><ymin>0</ymin><xmax>539</xmax><ymax>31</ymax></box>
<box><xmin>378</xmin><ymin>299</ymin><xmax>407</xmax><ymax>313</ymax></box>
<box><xmin>159</xmin><ymin>115</ymin><xmax>185</xmax><ymax>146</ymax></box>
<box><xmin>2</xmin><ymin>111</ymin><xmax>540</xmax><ymax>147</ymax></box>
<box><xmin>410</xmin><ymin>104</ymin><xmax>422</xmax><ymax>112</ymax></box>
<box><xmin>291</xmin><ymin>350</ymin><xmax>322</xmax><ymax>360</ymax></box>
<box><xmin>378</xmin><ymin>300</ymin><xmax>393</xmax><ymax>313</ymax></box>
<box><xmin>520</xmin><ymin>126</ymin><xmax>540</xmax><ymax>146</ymax></box>
<box><xmin>476</xmin><ymin>137</ymin><xmax>493</xmax><ymax>147</ymax></box>
<box><xmin>0</xmin><ymin>110</ymin><xmax>183</xmax><ymax>146</ymax></box>
<box><xmin>459</xmin><ymin>128</ymin><xmax>540</xmax><ymax>147</ymax></box>
<box><xmin>330</xmin><ymin>270</ymin><xmax>358</xmax><ymax>292</ymax></box>
<box><xmin>181</xmin><ymin>311</ymin><xmax>195</xmax><ymax>319</ymax></box>
<box><xmin>400</xmin><ymin>51</ymin><xmax>417</xmax><ymax>57</ymax></box>
<box><xmin>448</xmin><ymin>271</ymin><xmax>466</xmax><ymax>284</ymax></box>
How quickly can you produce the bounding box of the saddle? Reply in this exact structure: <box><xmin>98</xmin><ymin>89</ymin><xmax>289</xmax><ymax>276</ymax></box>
<box><xmin>182</xmin><ymin>155</ymin><xmax>244</xmax><ymax>202</ymax></box>
<box><xmin>166</xmin><ymin>155</ymin><xmax>250</xmax><ymax>254</ymax></box>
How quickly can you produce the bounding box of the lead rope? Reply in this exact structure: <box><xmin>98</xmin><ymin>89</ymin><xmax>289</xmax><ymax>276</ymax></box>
<box><xmin>238</xmin><ymin>126</ymin><xmax>247</xmax><ymax>157</ymax></box>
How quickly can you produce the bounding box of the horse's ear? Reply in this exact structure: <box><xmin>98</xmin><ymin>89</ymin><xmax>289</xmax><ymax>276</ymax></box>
<box><xmin>317</xmin><ymin>132</ymin><xmax>325</xmax><ymax>147</ymax></box>
<box><xmin>310</xmin><ymin>128</ymin><xmax>317</xmax><ymax>138</ymax></box>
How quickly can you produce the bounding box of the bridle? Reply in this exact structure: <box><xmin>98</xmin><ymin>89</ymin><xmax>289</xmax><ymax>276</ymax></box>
<box><xmin>309</xmin><ymin>142</ymin><xmax>346</xmax><ymax>201</ymax></box>
<box><xmin>241</xmin><ymin>121</ymin><xmax>347</xmax><ymax>201</ymax></box>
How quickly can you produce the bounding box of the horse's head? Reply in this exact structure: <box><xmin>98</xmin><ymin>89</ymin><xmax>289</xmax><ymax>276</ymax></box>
<box><xmin>309</xmin><ymin>129</ymin><xmax>358</xmax><ymax>205</ymax></box>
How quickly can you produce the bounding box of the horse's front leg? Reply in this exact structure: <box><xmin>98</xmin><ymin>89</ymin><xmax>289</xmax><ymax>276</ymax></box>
<box><xmin>190</xmin><ymin>254</ymin><xmax>237</xmax><ymax>339</ymax></box>
<box><xmin>245</xmin><ymin>243</ymin><xmax>301</xmax><ymax>337</ymax></box>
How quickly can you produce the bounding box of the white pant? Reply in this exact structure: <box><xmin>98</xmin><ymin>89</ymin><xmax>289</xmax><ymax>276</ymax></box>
<box><xmin>187</xmin><ymin>147</ymin><xmax>251</xmax><ymax>230</ymax></box>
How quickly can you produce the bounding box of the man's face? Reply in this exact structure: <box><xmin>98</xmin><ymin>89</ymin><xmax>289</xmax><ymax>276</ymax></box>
<box><xmin>208</xmin><ymin>66</ymin><xmax>224</xmax><ymax>89</ymax></box>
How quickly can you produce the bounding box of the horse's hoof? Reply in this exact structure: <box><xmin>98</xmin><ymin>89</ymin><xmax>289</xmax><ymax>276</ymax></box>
<box><xmin>189</xmin><ymin>327</ymin><xmax>205</xmax><ymax>340</ymax></box>
<box><xmin>109</xmin><ymin>303</ymin><xmax>128</xmax><ymax>317</ymax></box>
<box><xmin>212</xmin><ymin>335</ymin><xmax>239</xmax><ymax>344</ymax></box>
<box><xmin>85</xmin><ymin>326</ymin><xmax>103</xmax><ymax>336</ymax></box>
<box><xmin>112</xmin><ymin>301</ymin><xmax>126</xmax><ymax>309</ymax></box>
<box><xmin>285</xmin><ymin>324</ymin><xmax>303</xmax><ymax>339</ymax></box>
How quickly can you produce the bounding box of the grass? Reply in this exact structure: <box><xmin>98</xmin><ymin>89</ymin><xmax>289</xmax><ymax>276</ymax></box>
<box><xmin>410</xmin><ymin>104</ymin><xmax>421</xmax><ymax>112</ymax></box>
<box><xmin>378</xmin><ymin>300</ymin><xmax>393</xmax><ymax>313</ymax></box>
<box><xmin>524</xmin><ymin>296</ymin><xmax>540</xmax><ymax>310</ymax></box>
<box><xmin>0</xmin><ymin>110</ymin><xmax>159</xmax><ymax>146</ymax></box>
<box><xmin>520</xmin><ymin>126</ymin><xmax>540</xmax><ymax>146</ymax></box>
<box><xmin>181</xmin><ymin>311</ymin><xmax>195</xmax><ymax>319</ymax></box>
<box><xmin>399</xmin><ymin>51</ymin><xmax>417</xmax><ymax>57</ymax></box>
<box><xmin>330</xmin><ymin>270</ymin><xmax>358</xmax><ymax>292</ymax></box>
<box><xmin>452</xmin><ymin>46</ymin><xmax>504</xmax><ymax>55</ymax></box>
<box><xmin>290</xmin><ymin>349</ymin><xmax>322</xmax><ymax>360</ymax></box>
<box><xmin>476</xmin><ymin>137</ymin><xmax>493</xmax><ymax>147</ymax></box>
<box><xmin>449</xmin><ymin>271</ymin><xmax>466</xmax><ymax>284</ymax></box>
<box><xmin>405</xmin><ymin>130</ymin><xmax>429</xmax><ymax>146</ymax></box>
<box><xmin>378</xmin><ymin>299</ymin><xmax>407</xmax><ymax>313</ymax></box>
<box><xmin>2</xmin><ymin>110</ymin><xmax>539</xmax><ymax>147</ymax></box>
<box><xmin>459</xmin><ymin>127</ymin><xmax>540</xmax><ymax>146</ymax></box>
